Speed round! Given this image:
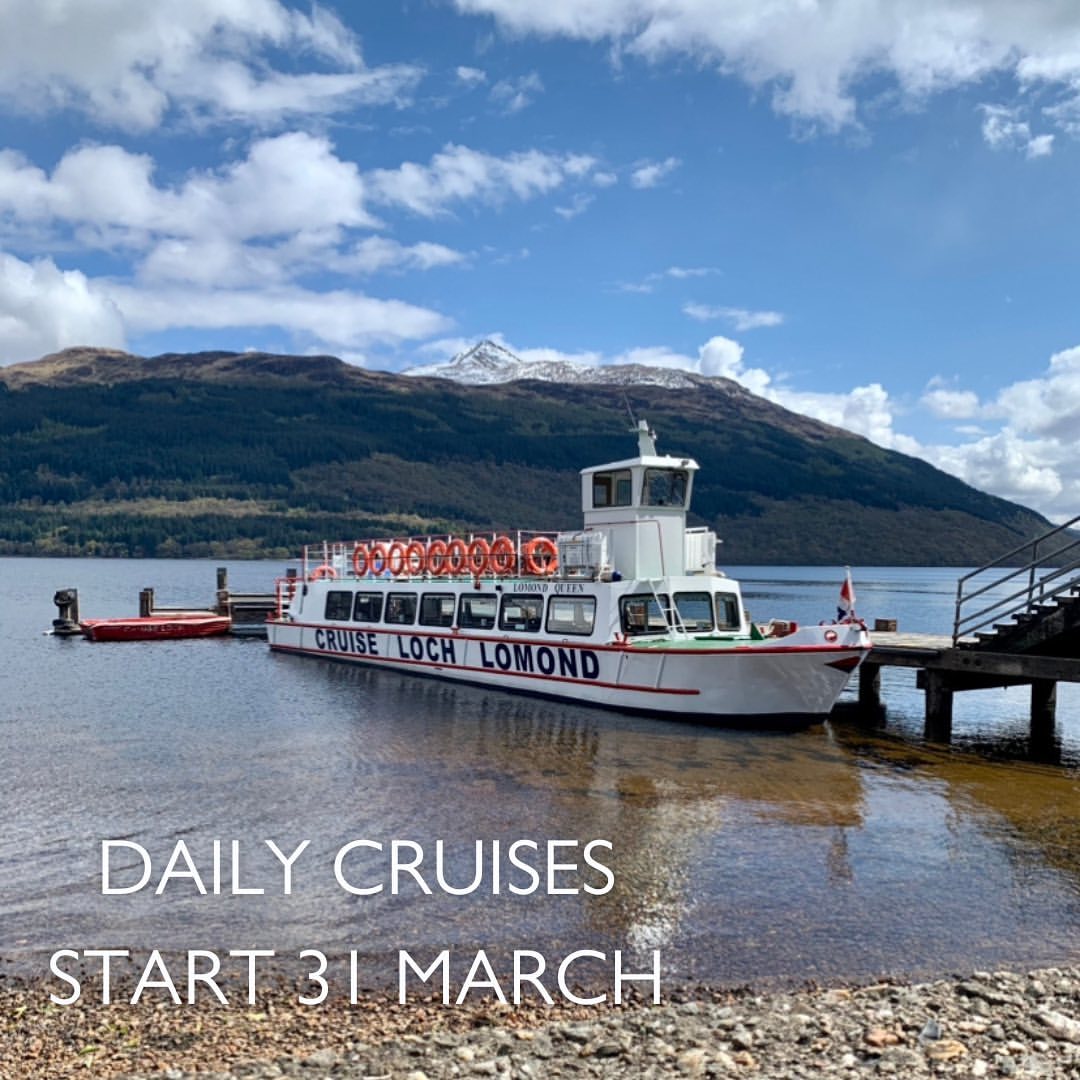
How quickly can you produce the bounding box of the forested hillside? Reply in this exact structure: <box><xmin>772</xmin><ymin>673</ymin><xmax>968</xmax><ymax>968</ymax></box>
<box><xmin>0</xmin><ymin>348</ymin><xmax>1051</xmax><ymax>563</ymax></box>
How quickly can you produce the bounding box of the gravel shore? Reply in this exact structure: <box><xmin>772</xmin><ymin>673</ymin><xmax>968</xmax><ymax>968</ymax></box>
<box><xmin>4</xmin><ymin>967</ymin><xmax>1080</xmax><ymax>1078</ymax></box>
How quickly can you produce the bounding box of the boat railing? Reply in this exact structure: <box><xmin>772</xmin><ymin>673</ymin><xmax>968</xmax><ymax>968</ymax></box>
<box><xmin>298</xmin><ymin>531</ymin><xmax>565</xmax><ymax>584</ymax></box>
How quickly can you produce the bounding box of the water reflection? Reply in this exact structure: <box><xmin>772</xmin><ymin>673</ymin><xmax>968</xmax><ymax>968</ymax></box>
<box><xmin>4</xmin><ymin>560</ymin><xmax>1080</xmax><ymax>988</ymax></box>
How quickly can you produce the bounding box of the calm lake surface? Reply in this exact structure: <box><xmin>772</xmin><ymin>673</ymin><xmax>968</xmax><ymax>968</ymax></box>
<box><xmin>3</xmin><ymin>559</ymin><xmax>1079</xmax><ymax>989</ymax></box>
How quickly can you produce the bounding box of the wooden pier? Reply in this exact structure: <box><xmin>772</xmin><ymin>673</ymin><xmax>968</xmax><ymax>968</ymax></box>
<box><xmin>138</xmin><ymin>567</ymin><xmax>279</xmax><ymax>636</ymax></box>
<box><xmin>859</xmin><ymin>631</ymin><xmax>1080</xmax><ymax>742</ymax></box>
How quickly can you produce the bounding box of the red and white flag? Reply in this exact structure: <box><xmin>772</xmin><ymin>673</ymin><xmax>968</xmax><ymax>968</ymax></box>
<box><xmin>838</xmin><ymin>567</ymin><xmax>856</xmax><ymax>622</ymax></box>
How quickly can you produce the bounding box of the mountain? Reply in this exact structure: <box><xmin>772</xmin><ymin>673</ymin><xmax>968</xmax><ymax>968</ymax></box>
<box><xmin>406</xmin><ymin>339</ymin><xmax>703</xmax><ymax>390</ymax></box>
<box><xmin>0</xmin><ymin>345</ymin><xmax>1052</xmax><ymax>564</ymax></box>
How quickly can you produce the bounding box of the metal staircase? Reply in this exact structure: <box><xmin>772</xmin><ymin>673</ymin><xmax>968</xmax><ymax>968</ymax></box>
<box><xmin>953</xmin><ymin>514</ymin><xmax>1080</xmax><ymax>654</ymax></box>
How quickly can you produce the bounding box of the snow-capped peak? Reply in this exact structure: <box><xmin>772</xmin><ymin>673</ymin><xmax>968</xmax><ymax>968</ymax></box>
<box><xmin>404</xmin><ymin>339</ymin><xmax>703</xmax><ymax>390</ymax></box>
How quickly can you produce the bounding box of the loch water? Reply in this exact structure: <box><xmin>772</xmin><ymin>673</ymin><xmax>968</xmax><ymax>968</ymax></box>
<box><xmin>2</xmin><ymin>558</ymin><xmax>1079</xmax><ymax>989</ymax></box>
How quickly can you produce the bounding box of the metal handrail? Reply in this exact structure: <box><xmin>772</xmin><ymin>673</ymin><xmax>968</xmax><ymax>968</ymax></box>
<box><xmin>953</xmin><ymin>513</ymin><xmax>1080</xmax><ymax>643</ymax></box>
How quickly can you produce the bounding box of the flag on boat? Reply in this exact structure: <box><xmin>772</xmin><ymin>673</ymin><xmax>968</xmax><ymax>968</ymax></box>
<box><xmin>838</xmin><ymin>567</ymin><xmax>856</xmax><ymax>622</ymax></box>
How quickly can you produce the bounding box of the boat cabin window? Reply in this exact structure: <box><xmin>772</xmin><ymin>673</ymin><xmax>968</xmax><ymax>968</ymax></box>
<box><xmin>643</xmin><ymin>468</ymin><xmax>688</xmax><ymax>508</ymax></box>
<box><xmin>325</xmin><ymin>590</ymin><xmax>353</xmax><ymax>621</ymax></box>
<box><xmin>499</xmin><ymin>593</ymin><xmax>544</xmax><ymax>633</ymax></box>
<box><xmin>547</xmin><ymin>596</ymin><xmax>597</xmax><ymax>636</ymax></box>
<box><xmin>353</xmin><ymin>592</ymin><xmax>384</xmax><ymax>623</ymax></box>
<box><xmin>592</xmin><ymin>469</ymin><xmax>633</xmax><ymax>508</ymax></box>
<box><xmin>674</xmin><ymin>591</ymin><xmax>713</xmax><ymax>632</ymax></box>
<box><xmin>620</xmin><ymin>593</ymin><xmax>671</xmax><ymax>635</ymax></box>
<box><xmin>384</xmin><ymin>593</ymin><xmax>418</xmax><ymax>625</ymax></box>
<box><xmin>458</xmin><ymin>593</ymin><xmax>497</xmax><ymax>630</ymax></box>
<box><xmin>715</xmin><ymin>593</ymin><xmax>741</xmax><ymax>630</ymax></box>
<box><xmin>419</xmin><ymin>593</ymin><xmax>455</xmax><ymax>628</ymax></box>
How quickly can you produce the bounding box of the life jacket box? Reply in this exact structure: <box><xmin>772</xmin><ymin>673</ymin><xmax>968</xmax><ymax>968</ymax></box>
<box><xmin>556</xmin><ymin>531</ymin><xmax>608</xmax><ymax>579</ymax></box>
<box><xmin>684</xmin><ymin>528</ymin><xmax>718</xmax><ymax>574</ymax></box>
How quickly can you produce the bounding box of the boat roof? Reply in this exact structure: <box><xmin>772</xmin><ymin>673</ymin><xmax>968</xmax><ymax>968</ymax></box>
<box><xmin>581</xmin><ymin>453</ymin><xmax>699</xmax><ymax>475</ymax></box>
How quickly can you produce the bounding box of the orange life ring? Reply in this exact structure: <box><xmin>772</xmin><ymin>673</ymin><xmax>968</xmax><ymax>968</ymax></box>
<box><xmin>427</xmin><ymin>539</ymin><xmax>449</xmax><ymax>576</ymax></box>
<box><xmin>368</xmin><ymin>542</ymin><xmax>389</xmax><ymax>576</ymax></box>
<box><xmin>523</xmin><ymin>537</ymin><xmax>558</xmax><ymax>576</ymax></box>
<box><xmin>466</xmin><ymin>537</ymin><xmax>491</xmax><ymax>576</ymax></box>
<box><xmin>489</xmin><ymin>535</ymin><xmax>516</xmax><ymax>575</ymax></box>
<box><xmin>405</xmin><ymin>540</ymin><xmax>427</xmax><ymax>576</ymax></box>
<box><xmin>446</xmin><ymin>538</ymin><xmax>468</xmax><ymax>576</ymax></box>
<box><xmin>310</xmin><ymin>563</ymin><xmax>337</xmax><ymax>581</ymax></box>
<box><xmin>352</xmin><ymin>543</ymin><xmax>369</xmax><ymax>577</ymax></box>
<box><xmin>387</xmin><ymin>540</ymin><xmax>408</xmax><ymax>577</ymax></box>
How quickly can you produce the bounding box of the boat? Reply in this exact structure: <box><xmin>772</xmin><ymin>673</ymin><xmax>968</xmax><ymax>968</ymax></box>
<box><xmin>266</xmin><ymin>421</ymin><xmax>871</xmax><ymax>724</ymax></box>
<box><xmin>80</xmin><ymin>614</ymin><xmax>232</xmax><ymax>642</ymax></box>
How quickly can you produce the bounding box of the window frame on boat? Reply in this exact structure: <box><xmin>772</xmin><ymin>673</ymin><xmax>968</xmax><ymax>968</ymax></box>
<box><xmin>673</xmin><ymin>591</ymin><xmax>714</xmax><ymax>632</ymax></box>
<box><xmin>384</xmin><ymin>592</ymin><xmax>419</xmax><ymax>626</ymax></box>
<box><xmin>546</xmin><ymin>595</ymin><xmax>597</xmax><ymax>636</ymax></box>
<box><xmin>419</xmin><ymin>592</ymin><xmax>456</xmax><ymax>628</ymax></box>
<box><xmin>353</xmin><ymin>591</ymin><xmax>384</xmax><ymax>623</ymax></box>
<box><xmin>619</xmin><ymin>593</ymin><xmax>671</xmax><ymax>636</ymax></box>
<box><xmin>715</xmin><ymin>593</ymin><xmax>741</xmax><ymax>630</ymax></box>
<box><xmin>591</xmin><ymin>468</ymin><xmax>633</xmax><ymax>509</ymax></box>
<box><xmin>457</xmin><ymin>592</ymin><xmax>497</xmax><ymax>630</ymax></box>
<box><xmin>498</xmin><ymin>593</ymin><xmax>545</xmax><ymax>633</ymax></box>
<box><xmin>324</xmin><ymin>590</ymin><xmax>354</xmax><ymax>622</ymax></box>
<box><xmin>642</xmin><ymin>467</ymin><xmax>689</xmax><ymax>508</ymax></box>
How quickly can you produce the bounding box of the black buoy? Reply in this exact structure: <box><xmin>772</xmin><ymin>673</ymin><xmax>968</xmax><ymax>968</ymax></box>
<box><xmin>52</xmin><ymin>588</ymin><xmax>83</xmax><ymax>636</ymax></box>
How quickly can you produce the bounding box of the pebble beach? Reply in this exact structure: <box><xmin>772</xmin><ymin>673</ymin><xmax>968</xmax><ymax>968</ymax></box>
<box><xmin>5</xmin><ymin>967</ymin><xmax>1080</xmax><ymax>1079</ymax></box>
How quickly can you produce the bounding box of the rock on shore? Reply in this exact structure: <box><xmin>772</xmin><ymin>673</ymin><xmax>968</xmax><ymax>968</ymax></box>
<box><xmin>4</xmin><ymin>967</ymin><xmax>1080</xmax><ymax>1078</ymax></box>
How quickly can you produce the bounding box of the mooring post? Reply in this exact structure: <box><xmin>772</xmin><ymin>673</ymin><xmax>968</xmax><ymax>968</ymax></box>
<box><xmin>1031</xmin><ymin>679</ymin><xmax>1057</xmax><ymax>735</ymax></box>
<box><xmin>858</xmin><ymin>661</ymin><xmax>882</xmax><ymax>712</ymax></box>
<box><xmin>139</xmin><ymin>587</ymin><xmax>154</xmax><ymax>617</ymax></box>
<box><xmin>216</xmin><ymin>566</ymin><xmax>229</xmax><ymax>615</ymax></box>
<box><xmin>51</xmin><ymin>588</ymin><xmax>82</xmax><ymax>635</ymax></box>
<box><xmin>924</xmin><ymin>670</ymin><xmax>954</xmax><ymax>742</ymax></box>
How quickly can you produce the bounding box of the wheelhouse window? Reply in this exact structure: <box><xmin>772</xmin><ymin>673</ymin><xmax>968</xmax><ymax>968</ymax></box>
<box><xmin>384</xmin><ymin>593</ymin><xmax>418</xmax><ymax>625</ymax></box>
<box><xmin>715</xmin><ymin>593</ymin><xmax>741</xmax><ymax>630</ymax></box>
<box><xmin>642</xmin><ymin>468</ymin><xmax>688</xmax><ymax>507</ymax></box>
<box><xmin>620</xmin><ymin>594</ymin><xmax>671</xmax><ymax>635</ymax></box>
<box><xmin>353</xmin><ymin>592</ymin><xmax>383</xmax><ymax>623</ymax></box>
<box><xmin>325</xmin><ymin>590</ymin><xmax>353</xmax><ymax>621</ymax></box>
<box><xmin>458</xmin><ymin>593</ymin><xmax>497</xmax><ymax>630</ymax></box>
<box><xmin>419</xmin><ymin>593</ymin><xmax>455</xmax><ymax>627</ymax></box>
<box><xmin>499</xmin><ymin>593</ymin><xmax>545</xmax><ymax>633</ymax></box>
<box><xmin>592</xmin><ymin>469</ymin><xmax>633</xmax><ymax>508</ymax></box>
<box><xmin>674</xmin><ymin>591</ymin><xmax>713</xmax><ymax>632</ymax></box>
<box><xmin>546</xmin><ymin>596</ymin><xmax>597</xmax><ymax>636</ymax></box>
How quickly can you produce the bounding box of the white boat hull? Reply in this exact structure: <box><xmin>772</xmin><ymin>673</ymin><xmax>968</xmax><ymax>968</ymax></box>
<box><xmin>266</xmin><ymin>618</ymin><xmax>869</xmax><ymax>723</ymax></box>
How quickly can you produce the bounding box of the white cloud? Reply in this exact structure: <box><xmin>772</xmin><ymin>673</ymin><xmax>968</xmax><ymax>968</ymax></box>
<box><xmin>921</xmin><ymin>382</ymin><xmax>981</xmax><ymax>419</ymax></box>
<box><xmin>0</xmin><ymin>0</ymin><xmax>422</xmax><ymax>131</ymax></box>
<box><xmin>366</xmin><ymin>143</ymin><xmax>598</xmax><ymax>216</ymax></box>
<box><xmin>592</xmin><ymin>171</ymin><xmax>618</xmax><ymax>187</ymax></box>
<box><xmin>0</xmin><ymin>252</ymin><xmax>126</xmax><ymax>363</ymax></box>
<box><xmin>0</xmin><ymin>243</ymin><xmax>452</xmax><ymax>364</ymax></box>
<box><xmin>630</xmin><ymin>156</ymin><xmax>680</xmax><ymax>188</ymax></box>
<box><xmin>456</xmin><ymin>66</ymin><xmax>487</xmax><ymax>86</ymax></box>
<box><xmin>453</xmin><ymin>0</ymin><xmax>1080</xmax><ymax>138</ymax></box>
<box><xmin>490</xmin><ymin>72</ymin><xmax>544</xmax><ymax>113</ymax></box>
<box><xmin>0</xmin><ymin>133</ymin><xmax>375</xmax><ymax>249</ymax></box>
<box><xmin>683</xmin><ymin>303</ymin><xmax>784</xmax><ymax>330</ymax></box>
<box><xmin>930</xmin><ymin>432</ymin><xmax>1064</xmax><ymax>507</ymax></box>
<box><xmin>554</xmin><ymin>193</ymin><xmax>595</xmax><ymax>219</ymax></box>
<box><xmin>336</xmin><ymin>237</ymin><xmax>466</xmax><ymax>275</ymax></box>
<box><xmin>110</xmin><ymin>283</ymin><xmax>452</xmax><ymax>352</ymax></box>
<box><xmin>980</xmin><ymin>104</ymin><xmax>1055</xmax><ymax>158</ymax></box>
<box><xmin>665</xmin><ymin>266</ymin><xmax>719</xmax><ymax>279</ymax></box>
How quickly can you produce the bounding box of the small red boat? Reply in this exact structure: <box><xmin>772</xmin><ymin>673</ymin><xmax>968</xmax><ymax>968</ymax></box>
<box><xmin>80</xmin><ymin>614</ymin><xmax>231</xmax><ymax>642</ymax></box>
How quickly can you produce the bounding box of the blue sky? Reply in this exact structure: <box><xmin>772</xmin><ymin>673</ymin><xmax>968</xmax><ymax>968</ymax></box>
<box><xmin>0</xmin><ymin>1</ymin><xmax>1078</xmax><ymax>520</ymax></box>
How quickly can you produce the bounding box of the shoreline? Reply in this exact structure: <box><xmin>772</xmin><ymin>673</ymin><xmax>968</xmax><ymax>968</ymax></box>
<box><xmin>4</xmin><ymin>966</ymin><xmax>1080</xmax><ymax>1078</ymax></box>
